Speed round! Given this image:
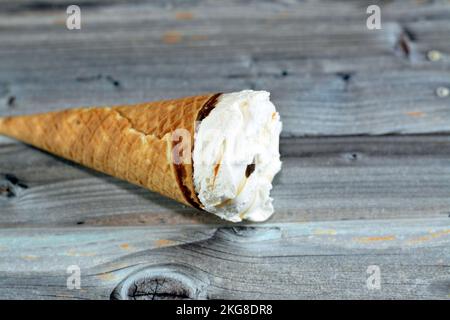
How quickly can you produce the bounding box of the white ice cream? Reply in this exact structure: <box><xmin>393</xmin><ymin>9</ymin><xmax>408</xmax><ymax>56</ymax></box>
<box><xmin>193</xmin><ymin>90</ymin><xmax>282</xmax><ymax>222</ymax></box>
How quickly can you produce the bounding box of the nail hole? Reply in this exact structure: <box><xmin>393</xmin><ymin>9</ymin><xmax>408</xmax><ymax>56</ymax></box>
<box><xmin>343</xmin><ymin>152</ymin><xmax>360</xmax><ymax>162</ymax></box>
<box><xmin>436</xmin><ymin>87</ymin><xmax>449</xmax><ymax>98</ymax></box>
<box><xmin>105</xmin><ymin>75</ymin><xmax>121</xmax><ymax>88</ymax></box>
<box><xmin>427</xmin><ymin>50</ymin><xmax>442</xmax><ymax>62</ymax></box>
<box><xmin>336</xmin><ymin>72</ymin><xmax>353</xmax><ymax>82</ymax></box>
<box><xmin>7</xmin><ymin>96</ymin><xmax>16</xmax><ymax>107</ymax></box>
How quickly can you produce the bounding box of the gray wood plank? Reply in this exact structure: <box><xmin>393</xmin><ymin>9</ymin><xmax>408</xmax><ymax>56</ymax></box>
<box><xmin>1</xmin><ymin>135</ymin><xmax>449</xmax><ymax>227</ymax></box>
<box><xmin>0</xmin><ymin>218</ymin><xmax>448</xmax><ymax>299</ymax></box>
<box><xmin>0</xmin><ymin>0</ymin><xmax>449</xmax><ymax>136</ymax></box>
<box><xmin>0</xmin><ymin>0</ymin><xmax>449</xmax><ymax>300</ymax></box>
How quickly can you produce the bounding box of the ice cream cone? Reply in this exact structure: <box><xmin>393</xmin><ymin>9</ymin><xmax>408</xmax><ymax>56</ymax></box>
<box><xmin>0</xmin><ymin>93</ymin><xmax>221</xmax><ymax>208</ymax></box>
<box><xmin>0</xmin><ymin>90</ymin><xmax>283</xmax><ymax>222</ymax></box>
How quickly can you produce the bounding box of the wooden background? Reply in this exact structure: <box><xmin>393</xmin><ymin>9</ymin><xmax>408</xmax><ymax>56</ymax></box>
<box><xmin>0</xmin><ymin>0</ymin><xmax>449</xmax><ymax>299</ymax></box>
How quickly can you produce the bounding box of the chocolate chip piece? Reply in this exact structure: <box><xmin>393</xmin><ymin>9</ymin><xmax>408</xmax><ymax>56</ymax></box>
<box><xmin>245</xmin><ymin>163</ymin><xmax>256</xmax><ymax>178</ymax></box>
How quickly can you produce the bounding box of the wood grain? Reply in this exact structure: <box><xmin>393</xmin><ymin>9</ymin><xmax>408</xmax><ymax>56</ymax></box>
<box><xmin>0</xmin><ymin>219</ymin><xmax>448</xmax><ymax>299</ymax></box>
<box><xmin>0</xmin><ymin>1</ymin><xmax>449</xmax><ymax>137</ymax></box>
<box><xmin>0</xmin><ymin>0</ymin><xmax>449</xmax><ymax>299</ymax></box>
<box><xmin>1</xmin><ymin>135</ymin><xmax>449</xmax><ymax>227</ymax></box>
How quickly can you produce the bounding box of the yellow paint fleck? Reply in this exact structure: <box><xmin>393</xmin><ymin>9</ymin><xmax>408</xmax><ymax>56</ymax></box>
<box><xmin>66</xmin><ymin>249</ymin><xmax>96</xmax><ymax>257</ymax></box>
<box><xmin>405</xmin><ymin>111</ymin><xmax>425</xmax><ymax>117</ymax></box>
<box><xmin>22</xmin><ymin>255</ymin><xmax>39</xmax><ymax>261</ymax></box>
<box><xmin>155</xmin><ymin>239</ymin><xmax>177</xmax><ymax>248</ymax></box>
<box><xmin>175</xmin><ymin>11</ymin><xmax>194</xmax><ymax>20</ymax></box>
<box><xmin>354</xmin><ymin>235</ymin><xmax>396</xmax><ymax>243</ymax></box>
<box><xmin>430</xmin><ymin>229</ymin><xmax>450</xmax><ymax>238</ymax></box>
<box><xmin>407</xmin><ymin>229</ymin><xmax>450</xmax><ymax>244</ymax></box>
<box><xmin>119</xmin><ymin>243</ymin><xmax>135</xmax><ymax>251</ymax></box>
<box><xmin>162</xmin><ymin>31</ymin><xmax>182</xmax><ymax>44</ymax></box>
<box><xmin>314</xmin><ymin>229</ymin><xmax>337</xmax><ymax>235</ymax></box>
<box><xmin>96</xmin><ymin>273</ymin><xmax>117</xmax><ymax>281</ymax></box>
<box><xmin>408</xmin><ymin>235</ymin><xmax>431</xmax><ymax>244</ymax></box>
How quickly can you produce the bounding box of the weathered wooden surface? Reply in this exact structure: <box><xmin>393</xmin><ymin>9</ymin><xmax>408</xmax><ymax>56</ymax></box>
<box><xmin>1</xmin><ymin>1</ymin><xmax>450</xmax><ymax>136</ymax></box>
<box><xmin>1</xmin><ymin>135</ymin><xmax>449</xmax><ymax>227</ymax></box>
<box><xmin>0</xmin><ymin>218</ymin><xmax>449</xmax><ymax>299</ymax></box>
<box><xmin>0</xmin><ymin>0</ymin><xmax>449</xmax><ymax>299</ymax></box>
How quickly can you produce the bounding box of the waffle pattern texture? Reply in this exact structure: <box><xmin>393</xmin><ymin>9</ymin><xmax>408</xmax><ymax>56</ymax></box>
<box><xmin>0</xmin><ymin>94</ymin><xmax>221</xmax><ymax>208</ymax></box>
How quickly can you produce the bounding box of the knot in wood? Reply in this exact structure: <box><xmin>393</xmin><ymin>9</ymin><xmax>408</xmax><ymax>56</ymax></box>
<box><xmin>111</xmin><ymin>264</ymin><xmax>209</xmax><ymax>300</ymax></box>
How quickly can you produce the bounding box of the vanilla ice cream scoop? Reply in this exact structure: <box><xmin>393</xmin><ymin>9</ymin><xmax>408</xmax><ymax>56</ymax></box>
<box><xmin>193</xmin><ymin>90</ymin><xmax>282</xmax><ymax>222</ymax></box>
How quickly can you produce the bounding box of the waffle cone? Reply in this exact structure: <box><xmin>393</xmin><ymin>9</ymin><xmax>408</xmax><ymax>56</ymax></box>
<box><xmin>0</xmin><ymin>93</ymin><xmax>221</xmax><ymax>208</ymax></box>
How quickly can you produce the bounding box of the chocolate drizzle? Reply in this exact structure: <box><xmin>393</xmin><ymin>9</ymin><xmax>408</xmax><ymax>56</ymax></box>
<box><xmin>173</xmin><ymin>93</ymin><xmax>222</xmax><ymax>210</ymax></box>
<box><xmin>174</xmin><ymin>163</ymin><xmax>201</xmax><ymax>209</ymax></box>
<box><xmin>196</xmin><ymin>93</ymin><xmax>222</xmax><ymax>122</ymax></box>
